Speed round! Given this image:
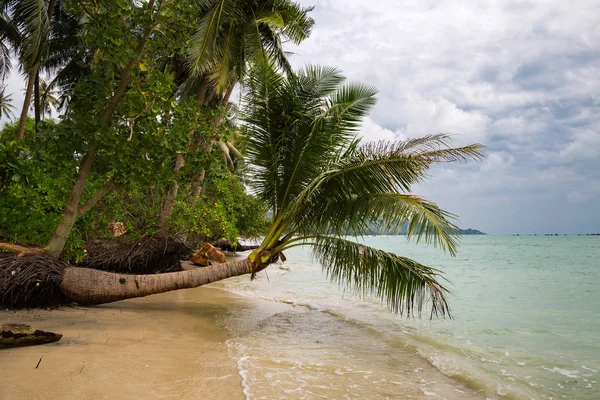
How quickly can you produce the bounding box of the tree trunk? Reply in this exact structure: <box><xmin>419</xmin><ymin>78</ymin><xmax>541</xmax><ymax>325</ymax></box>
<box><xmin>159</xmin><ymin>154</ymin><xmax>185</xmax><ymax>224</ymax></box>
<box><xmin>60</xmin><ymin>258</ymin><xmax>253</xmax><ymax>305</ymax></box>
<box><xmin>221</xmin><ymin>84</ymin><xmax>234</xmax><ymax>106</ymax></box>
<box><xmin>16</xmin><ymin>65</ymin><xmax>38</xmax><ymax>140</ymax></box>
<box><xmin>34</xmin><ymin>71</ymin><xmax>40</xmax><ymax>133</ymax></box>
<box><xmin>195</xmin><ymin>74</ymin><xmax>209</xmax><ymax>104</ymax></box>
<box><xmin>45</xmin><ymin>149</ymin><xmax>97</xmax><ymax>258</ymax></box>
<box><xmin>190</xmin><ymin>83</ymin><xmax>235</xmax><ymax>196</ymax></box>
<box><xmin>193</xmin><ymin>169</ymin><xmax>206</xmax><ymax>197</ymax></box>
<box><xmin>43</xmin><ymin>1</ymin><xmax>161</xmax><ymax>258</ymax></box>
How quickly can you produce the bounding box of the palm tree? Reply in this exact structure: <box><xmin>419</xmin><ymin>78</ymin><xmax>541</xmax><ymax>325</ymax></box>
<box><xmin>0</xmin><ymin>84</ymin><xmax>15</xmax><ymax>119</ymax></box>
<box><xmin>0</xmin><ymin>8</ymin><xmax>20</xmax><ymax>80</ymax></box>
<box><xmin>187</xmin><ymin>0</ymin><xmax>314</xmax><ymax>97</ymax></box>
<box><xmin>28</xmin><ymin>78</ymin><xmax>59</xmax><ymax>118</ymax></box>
<box><xmin>159</xmin><ymin>0</ymin><xmax>314</xmax><ymax>221</ymax></box>
<box><xmin>0</xmin><ymin>0</ymin><xmax>59</xmax><ymax>139</ymax></box>
<box><xmin>58</xmin><ymin>63</ymin><xmax>483</xmax><ymax>317</ymax></box>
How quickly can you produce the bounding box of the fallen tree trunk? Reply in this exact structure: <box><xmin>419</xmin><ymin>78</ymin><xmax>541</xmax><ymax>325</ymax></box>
<box><xmin>0</xmin><ymin>324</ymin><xmax>62</xmax><ymax>346</ymax></box>
<box><xmin>61</xmin><ymin>258</ymin><xmax>253</xmax><ymax>305</ymax></box>
<box><xmin>1</xmin><ymin>252</ymin><xmax>257</xmax><ymax>308</ymax></box>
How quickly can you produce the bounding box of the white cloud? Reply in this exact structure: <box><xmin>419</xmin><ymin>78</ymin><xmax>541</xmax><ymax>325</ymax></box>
<box><xmin>287</xmin><ymin>0</ymin><xmax>600</xmax><ymax>233</ymax></box>
<box><xmin>358</xmin><ymin>117</ymin><xmax>404</xmax><ymax>142</ymax></box>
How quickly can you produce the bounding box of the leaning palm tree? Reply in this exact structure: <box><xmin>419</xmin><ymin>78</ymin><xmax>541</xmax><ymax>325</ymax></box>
<box><xmin>0</xmin><ymin>84</ymin><xmax>15</xmax><ymax>119</ymax></box>
<box><xmin>57</xmin><ymin>63</ymin><xmax>482</xmax><ymax>318</ymax></box>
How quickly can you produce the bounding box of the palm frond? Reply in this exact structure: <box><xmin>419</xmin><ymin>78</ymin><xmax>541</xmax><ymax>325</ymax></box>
<box><xmin>0</xmin><ymin>40</ymin><xmax>10</xmax><ymax>79</ymax></box>
<box><xmin>13</xmin><ymin>0</ymin><xmax>51</xmax><ymax>70</ymax></box>
<box><xmin>298</xmin><ymin>193</ymin><xmax>460</xmax><ymax>255</ymax></box>
<box><xmin>305</xmin><ymin>236</ymin><xmax>451</xmax><ymax>318</ymax></box>
<box><xmin>186</xmin><ymin>0</ymin><xmax>227</xmax><ymax>76</ymax></box>
<box><xmin>296</xmin><ymin>64</ymin><xmax>345</xmax><ymax>97</ymax></box>
<box><xmin>0</xmin><ymin>84</ymin><xmax>16</xmax><ymax>119</ymax></box>
<box><xmin>278</xmin><ymin>3</ymin><xmax>314</xmax><ymax>44</ymax></box>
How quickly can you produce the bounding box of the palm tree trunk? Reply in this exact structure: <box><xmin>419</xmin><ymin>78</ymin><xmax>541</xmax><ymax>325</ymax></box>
<box><xmin>195</xmin><ymin>74</ymin><xmax>209</xmax><ymax>104</ymax></box>
<box><xmin>34</xmin><ymin>71</ymin><xmax>40</xmax><ymax>133</ymax></box>
<box><xmin>193</xmin><ymin>169</ymin><xmax>206</xmax><ymax>197</ymax></box>
<box><xmin>221</xmin><ymin>84</ymin><xmax>234</xmax><ymax>106</ymax></box>
<box><xmin>16</xmin><ymin>65</ymin><xmax>38</xmax><ymax>140</ymax></box>
<box><xmin>60</xmin><ymin>258</ymin><xmax>253</xmax><ymax>305</ymax></box>
<box><xmin>191</xmin><ymin>84</ymin><xmax>235</xmax><ymax>197</ymax></box>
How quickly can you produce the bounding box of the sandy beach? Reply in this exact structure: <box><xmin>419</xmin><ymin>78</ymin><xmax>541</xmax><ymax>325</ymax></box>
<box><xmin>0</xmin><ymin>285</ymin><xmax>290</xmax><ymax>400</ymax></box>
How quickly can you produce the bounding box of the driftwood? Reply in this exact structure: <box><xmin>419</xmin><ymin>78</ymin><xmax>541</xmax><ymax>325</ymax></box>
<box><xmin>0</xmin><ymin>324</ymin><xmax>62</xmax><ymax>346</ymax></box>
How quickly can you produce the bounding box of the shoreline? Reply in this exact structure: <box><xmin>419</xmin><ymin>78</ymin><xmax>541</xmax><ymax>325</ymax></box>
<box><xmin>0</xmin><ymin>285</ymin><xmax>290</xmax><ymax>400</ymax></box>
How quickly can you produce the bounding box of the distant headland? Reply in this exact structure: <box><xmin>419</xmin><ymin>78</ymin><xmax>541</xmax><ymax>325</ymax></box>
<box><xmin>457</xmin><ymin>229</ymin><xmax>486</xmax><ymax>235</ymax></box>
<box><xmin>352</xmin><ymin>223</ymin><xmax>485</xmax><ymax>236</ymax></box>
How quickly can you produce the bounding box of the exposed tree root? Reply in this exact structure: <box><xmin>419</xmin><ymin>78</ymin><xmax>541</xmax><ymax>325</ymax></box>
<box><xmin>0</xmin><ymin>254</ymin><xmax>68</xmax><ymax>309</ymax></box>
<box><xmin>76</xmin><ymin>235</ymin><xmax>192</xmax><ymax>275</ymax></box>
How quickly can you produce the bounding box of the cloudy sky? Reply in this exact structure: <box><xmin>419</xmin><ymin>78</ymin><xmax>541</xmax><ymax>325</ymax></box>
<box><xmin>2</xmin><ymin>0</ymin><xmax>599</xmax><ymax>234</ymax></box>
<box><xmin>285</xmin><ymin>0</ymin><xmax>600</xmax><ymax>234</ymax></box>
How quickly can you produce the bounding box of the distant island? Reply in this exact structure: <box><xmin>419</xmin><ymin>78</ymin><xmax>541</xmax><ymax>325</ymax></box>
<box><xmin>458</xmin><ymin>228</ymin><xmax>486</xmax><ymax>235</ymax></box>
<box><xmin>350</xmin><ymin>223</ymin><xmax>485</xmax><ymax>236</ymax></box>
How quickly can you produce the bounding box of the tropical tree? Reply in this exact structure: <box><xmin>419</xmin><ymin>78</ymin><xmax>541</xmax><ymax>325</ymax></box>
<box><xmin>57</xmin><ymin>63</ymin><xmax>482</xmax><ymax>317</ymax></box>
<box><xmin>186</xmin><ymin>0</ymin><xmax>314</xmax><ymax>98</ymax></box>
<box><xmin>0</xmin><ymin>0</ymin><xmax>59</xmax><ymax>139</ymax></box>
<box><xmin>0</xmin><ymin>84</ymin><xmax>15</xmax><ymax>119</ymax></box>
<box><xmin>158</xmin><ymin>0</ymin><xmax>314</xmax><ymax>221</ymax></box>
<box><xmin>29</xmin><ymin>78</ymin><xmax>59</xmax><ymax>118</ymax></box>
<box><xmin>0</xmin><ymin>7</ymin><xmax>19</xmax><ymax>80</ymax></box>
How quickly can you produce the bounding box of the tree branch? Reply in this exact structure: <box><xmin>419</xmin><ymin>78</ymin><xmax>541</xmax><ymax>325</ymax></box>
<box><xmin>77</xmin><ymin>180</ymin><xmax>115</xmax><ymax>218</ymax></box>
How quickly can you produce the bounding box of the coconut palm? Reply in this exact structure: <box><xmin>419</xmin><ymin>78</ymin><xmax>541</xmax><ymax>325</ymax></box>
<box><xmin>159</xmin><ymin>0</ymin><xmax>314</xmax><ymax>221</ymax></box>
<box><xmin>0</xmin><ymin>8</ymin><xmax>20</xmax><ymax>80</ymax></box>
<box><xmin>58</xmin><ymin>63</ymin><xmax>482</xmax><ymax>318</ymax></box>
<box><xmin>28</xmin><ymin>78</ymin><xmax>59</xmax><ymax>118</ymax></box>
<box><xmin>187</xmin><ymin>0</ymin><xmax>314</xmax><ymax>97</ymax></box>
<box><xmin>0</xmin><ymin>84</ymin><xmax>15</xmax><ymax>119</ymax></box>
<box><xmin>0</xmin><ymin>0</ymin><xmax>59</xmax><ymax>139</ymax></box>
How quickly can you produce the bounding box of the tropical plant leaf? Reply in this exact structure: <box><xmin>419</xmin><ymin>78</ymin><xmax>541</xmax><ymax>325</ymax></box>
<box><xmin>305</xmin><ymin>235</ymin><xmax>451</xmax><ymax>318</ymax></box>
<box><xmin>296</xmin><ymin>193</ymin><xmax>461</xmax><ymax>255</ymax></box>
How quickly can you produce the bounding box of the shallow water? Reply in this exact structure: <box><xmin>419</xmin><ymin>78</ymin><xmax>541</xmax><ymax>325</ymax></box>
<box><xmin>219</xmin><ymin>235</ymin><xmax>600</xmax><ymax>399</ymax></box>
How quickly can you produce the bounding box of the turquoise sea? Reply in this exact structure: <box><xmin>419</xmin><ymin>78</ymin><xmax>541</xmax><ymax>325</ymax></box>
<box><xmin>220</xmin><ymin>235</ymin><xmax>600</xmax><ymax>399</ymax></box>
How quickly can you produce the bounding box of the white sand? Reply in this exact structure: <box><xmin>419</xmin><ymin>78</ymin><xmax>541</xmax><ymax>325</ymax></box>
<box><xmin>0</xmin><ymin>286</ymin><xmax>287</xmax><ymax>400</ymax></box>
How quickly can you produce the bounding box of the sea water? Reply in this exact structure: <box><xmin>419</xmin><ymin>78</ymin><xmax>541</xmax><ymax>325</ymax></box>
<box><xmin>219</xmin><ymin>236</ymin><xmax>600</xmax><ymax>399</ymax></box>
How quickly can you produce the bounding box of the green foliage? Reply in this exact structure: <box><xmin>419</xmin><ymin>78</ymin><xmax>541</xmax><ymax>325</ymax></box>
<box><xmin>0</xmin><ymin>118</ymin><xmax>268</xmax><ymax>258</ymax></box>
<box><xmin>167</xmin><ymin>171</ymin><xmax>270</xmax><ymax>245</ymax></box>
<box><xmin>0</xmin><ymin>119</ymin><xmax>86</xmax><ymax>259</ymax></box>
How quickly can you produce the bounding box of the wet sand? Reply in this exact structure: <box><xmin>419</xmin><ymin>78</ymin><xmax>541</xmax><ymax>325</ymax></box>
<box><xmin>0</xmin><ymin>286</ymin><xmax>289</xmax><ymax>400</ymax></box>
